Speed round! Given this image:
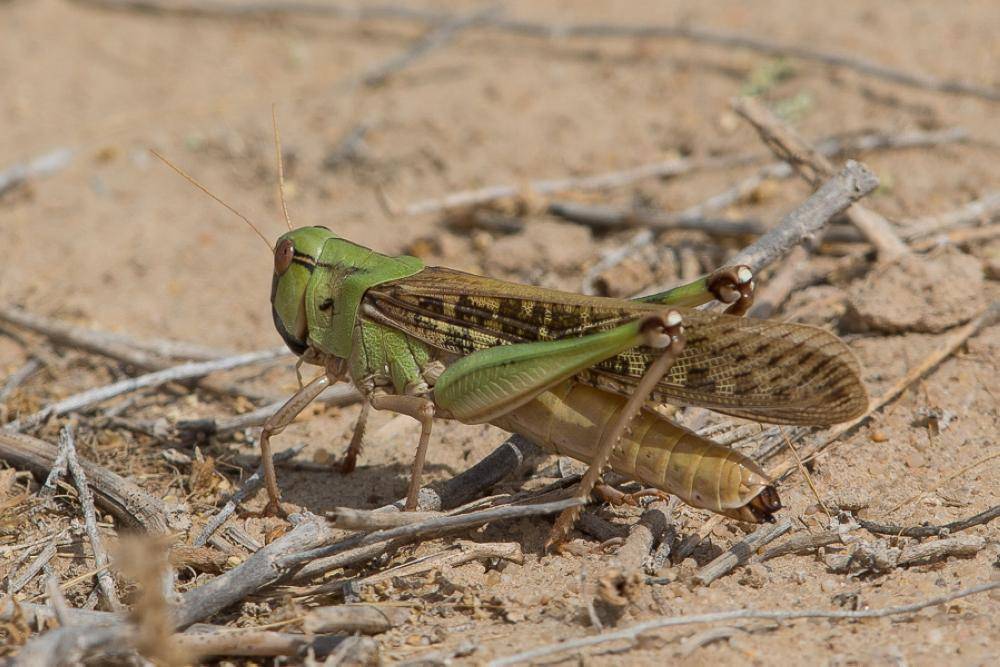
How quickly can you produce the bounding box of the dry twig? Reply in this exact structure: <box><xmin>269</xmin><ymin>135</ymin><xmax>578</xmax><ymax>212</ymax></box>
<box><xmin>4</xmin><ymin>347</ymin><xmax>287</xmax><ymax>432</ymax></box>
<box><xmin>192</xmin><ymin>445</ymin><xmax>305</xmax><ymax>547</ymax></box>
<box><xmin>856</xmin><ymin>504</ymin><xmax>1000</xmax><ymax>539</ymax></box>
<box><xmin>404</xmin><ymin>152</ymin><xmax>762</xmax><ymax>216</ymax></box>
<box><xmin>0</xmin><ymin>148</ymin><xmax>73</xmax><ymax>197</ymax></box>
<box><xmin>5</xmin><ymin>543</ymin><xmax>58</xmax><ymax>596</ymax></box>
<box><xmin>901</xmin><ymin>191</ymin><xmax>1000</xmax><ymax>241</ymax></box>
<box><xmin>0</xmin><ymin>306</ymin><xmax>229</xmax><ymax>367</ymax></box>
<box><xmin>488</xmin><ymin>580</ymin><xmax>1000</xmax><ymax>666</ymax></box>
<box><xmin>0</xmin><ymin>306</ymin><xmax>280</xmax><ymax>403</ymax></box>
<box><xmin>692</xmin><ymin>519</ymin><xmax>793</xmax><ymax>586</ymax></box>
<box><xmin>74</xmin><ymin>1</ymin><xmax>1000</xmax><ymax>100</ymax></box>
<box><xmin>359</xmin><ymin>5</ymin><xmax>499</xmax><ymax>87</ymax></box>
<box><xmin>303</xmin><ymin>604</ymin><xmax>411</xmax><ymax>635</ymax></box>
<box><xmin>0</xmin><ymin>430</ymin><xmax>168</xmax><ymax>532</ymax></box>
<box><xmin>551</xmin><ymin>127</ymin><xmax>966</xmax><ymax>234</ymax></box>
<box><xmin>59</xmin><ymin>425</ymin><xmax>123</xmax><ymax>612</ymax></box>
<box><xmin>732</xmin><ymin>96</ymin><xmax>908</xmax><ymax>261</ymax></box>
<box><xmin>725</xmin><ymin>160</ymin><xmax>878</xmax><ymax>273</ymax></box>
<box><xmin>281</xmin><ymin>498</ymin><xmax>581</xmax><ymax>570</ymax></box>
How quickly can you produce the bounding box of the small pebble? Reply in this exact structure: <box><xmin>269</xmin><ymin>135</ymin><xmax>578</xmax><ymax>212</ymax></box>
<box><xmin>820</xmin><ymin>578</ymin><xmax>838</xmax><ymax>594</ymax></box>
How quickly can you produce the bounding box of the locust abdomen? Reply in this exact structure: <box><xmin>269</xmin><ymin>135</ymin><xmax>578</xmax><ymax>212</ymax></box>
<box><xmin>491</xmin><ymin>381</ymin><xmax>781</xmax><ymax>523</ymax></box>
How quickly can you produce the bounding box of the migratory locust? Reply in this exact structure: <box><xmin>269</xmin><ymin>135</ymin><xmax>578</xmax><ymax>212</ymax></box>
<box><xmin>157</xmin><ymin>148</ymin><xmax>867</xmax><ymax>545</ymax></box>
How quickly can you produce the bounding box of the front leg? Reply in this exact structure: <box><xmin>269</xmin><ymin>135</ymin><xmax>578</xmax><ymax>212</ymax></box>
<box><xmin>259</xmin><ymin>373</ymin><xmax>331</xmax><ymax>516</ymax></box>
<box><xmin>369</xmin><ymin>393</ymin><xmax>436</xmax><ymax>511</ymax></box>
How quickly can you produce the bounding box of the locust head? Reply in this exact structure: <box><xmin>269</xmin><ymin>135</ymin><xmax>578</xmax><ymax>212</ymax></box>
<box><xmin>270</xmin><ymin>226</ymin><xmax>335</xmax><ymax>356</ymax></box>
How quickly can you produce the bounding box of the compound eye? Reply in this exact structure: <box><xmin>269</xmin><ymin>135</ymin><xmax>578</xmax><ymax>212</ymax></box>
<box><xmin>274</xmin><ymin>239</ymin><xmax>294</xmax><ymax>275</ymax></box>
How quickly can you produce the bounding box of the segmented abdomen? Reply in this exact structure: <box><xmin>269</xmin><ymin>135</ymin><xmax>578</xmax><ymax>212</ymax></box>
<box><xmin>491</xmin><ymin>380</ymin><xmax>778</xmax><ymax>522</ymax></box>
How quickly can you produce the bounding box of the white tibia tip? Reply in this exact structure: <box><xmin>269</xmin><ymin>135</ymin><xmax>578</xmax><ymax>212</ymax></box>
<box><xmin>647</xmin><ymin>332</ymin><xmax>671</xmax><ymax>348</ymax></box>
<box><xmin>665</xmin><ymin>311</ymin><xmax>683</xmax><ymax>327</ymax></box>
<box><xmin>737</xmin><ymin>266</ymin><xmax>753</xmax><ymax>284</ymax></box>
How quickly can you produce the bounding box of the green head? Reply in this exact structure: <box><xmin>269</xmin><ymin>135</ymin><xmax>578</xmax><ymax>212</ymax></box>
<box><xmin>270</xmin><ymin>226</ymin><xmax>337</xmax><ymax>356</ymax></box>
<box><xmin>270</xmin><ymin>226</ymin><xmax>425</xmax><ymax>359</ymax></box>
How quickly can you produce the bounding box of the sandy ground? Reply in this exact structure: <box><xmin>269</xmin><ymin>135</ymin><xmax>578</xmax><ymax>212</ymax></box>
<box><xmin>1</xmin><ymin>1</ymin><xmax>998</xmax><ymax>664</ymax></box>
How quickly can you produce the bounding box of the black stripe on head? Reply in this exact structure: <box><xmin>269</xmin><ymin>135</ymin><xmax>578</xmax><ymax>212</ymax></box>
<box><xmin>272</xmin><ymin>305</ymin><xmax>308</xmax><ymax>356</ymax></box>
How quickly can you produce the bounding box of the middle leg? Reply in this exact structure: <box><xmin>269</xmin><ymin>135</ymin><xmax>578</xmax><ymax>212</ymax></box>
<box><xmin>369</xmin><ymin>393</ymin><xmax>436</xmax><ymax>511</ymax></box>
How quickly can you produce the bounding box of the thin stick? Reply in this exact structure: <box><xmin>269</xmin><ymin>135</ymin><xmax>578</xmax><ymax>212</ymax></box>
<box><xmin>176</xmin><ymin>517</ymin><xmax>334</xmax><ymax>629</ymax></box>
<box><xmin>325</xmin><ymin>507</ymin><xmax>443</xmax><ymax>531</ymax></box>
<box><xmin>780</xmin><ymin>426</ymin><xmax>830</xmax><ymax>519</ymax></box>
<box><xmin>0</xmin><ymin>147</ymin><xmax>74</xmax><ymax>197</ymax></box>
<box><xmin>0</xmin><ymin>430</ymin><xmax>169</xmax><ymax>533</ymax></box>
<box><xmin>11</xmin><ymin>624</ymin><xmax>127</xmax><ymax>667</ymax></box>
<box><xmin>60</xmin><ymin>425</ymin><xmax>123</xmax><ymax>612</ymax></box>
<box><xmin>45</xmin><ymin>574</ymin><xmax>74</xmax><ymax>627</ymax></box>
<box><xmin>75</xmin><ymin>1</ymin><xmax>1000</xmax><ymax>101</ymax></box>
<box><xmin>303</xmin><ymin>604</ymin><xmax>411</xmax><ymax>635</ymax></box>
<box><xmin>672</xmin><ymin>515</ymin><xmax>725</xmax><ymax>563</ymax></box>
<box><xmin>150</xmin><ymin>149</ymin><xmax>274</xmax><ymax>252</ymax></box>
<box><xmin>280</xmin><ymin>498</ymin><xmax>582</xmax><ymax>568</ymax></box>
<box><xmin>615</xmin><ymin>500</ymin><xmax>673</xmax><ymax>573</ymax></box>
<box><xmin>394</xmin><ymin>433</ymin><xmax>542</xmax><ymax>512</ymax></box>
<box><xmin>0</xmin><ymin>306</ymin><xmax>211</xmax><ymax>369</ymax></box>
<box><xmin>6</xmin><ymin>543</ymin><xmax>57</xmax><ymax>596</ymax></box>
<box><xmin>177</xmin><ymin>627</ymin><xmax>359</xmax><ymax>659</ymax></box>
<box><xmin>347</xmin><ymin>541</ymin><xmax>522</xmax><ymax>588</ymax></box>
<box><xmin>175</xmin><ymin>384</ymin><xmax>360</xmax><ymax>438</ymax></box>
<box><xmin>488</xmin><ymin>580</ymin><xmax>1000</xmax><ymax>666</ymax></box>
<box><xmin>732</xmin><ymin>96</ymin><xmax>909</xmax><ymax>261</ymax></box>
<box><xmin>0</xmin><ymin>358</ymin><xmax>42</xmax><ymax>404</ymax></box>
<box><xmin>554</xmin><ymin>127</ymin><xmax>967</xmax><ymax>234</ymax></box>
<box><xmin>4</xmin><ymin>347</ymin><xmax>287</xmax><ymax>432</ymax></box>
<box><xmin>305</xmin><ymin>542</ymin><xmax>522</xmax><ymax>598</ymax></box>
<box><xmin>404</xmin><ymin>152</ymin><xmax>762</xmax><ymax>216</ymax></box>
<box><xmin>901</xmin><ymin>191</ymin><xmax>1000</xmax><ymax>241</ymax></box>
<box><xmin>910</xmin><ymin>222</ymin><xmax>1000</xmax><ymax>251</ymax></box>
<box><xmin>360</xmin><ymin>5</ymin><xmax>500</xmax><ymax>87</ymax></box>
<box><xmin>0</xmin><ymin>306</ymin><xmax>279</xmax><ymax>403</ymax></box>
<box><xmin>759</xmin><ymin>530</ymin><xmax>843</xmax><ymax>561</ymax></box>
<box><xmin>726</xmin><ymin>160</ymin><xmax>879</xmax><ymax>273</ymax></box>
<box><xmin>271</xmin><ymin>104</ymin><xmax>292</xmax><ymax>231</ymax></box>
<box><xmin>692</xmin><ymin>519</ymin><xmax>793</xmax><ymax>586</ymax></box>
<box><xmin>192</xmin><ymin>445</ymin><xmax>305</xmax><ymax>547</ymax></box>
<box><xmin>856</xmin><ymin>504</ymin><xmax>1000</xmax><ymax>539</ymax></box>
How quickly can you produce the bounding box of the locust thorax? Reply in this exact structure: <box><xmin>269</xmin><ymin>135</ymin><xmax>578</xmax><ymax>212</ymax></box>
<box><xmin>270</xmin><ymin>226</ymin><xmax>335</xmax><ymax>356</ymax></box>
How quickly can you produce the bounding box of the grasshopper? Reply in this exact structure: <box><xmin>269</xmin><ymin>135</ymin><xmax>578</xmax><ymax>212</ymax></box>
<box><xmin>260</xmin><ymin>226</ymin><xmax>867</xmax><ymax>532</ymax></box>
<box><xmin>154</xmin><ymin>145</ymin><xmax>866</xmax><ymax>539</ymax></box>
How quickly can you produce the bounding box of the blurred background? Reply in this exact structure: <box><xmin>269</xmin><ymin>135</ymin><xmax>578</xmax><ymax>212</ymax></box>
<box><xmin>2</xmin><ymin>0</ymin><xmax>996</xmax><ymax>348</ymax></box>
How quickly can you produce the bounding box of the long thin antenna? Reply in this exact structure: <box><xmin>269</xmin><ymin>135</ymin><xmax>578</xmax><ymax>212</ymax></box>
<box><xmin>272</xmin><ymin>104</ymin><xmax>293</xmax><ymax>231</ymax></box>
<box><xmin>150</xmin><ymin>150</ymin><xmax>274</xmax><ymax>252</ymax></box>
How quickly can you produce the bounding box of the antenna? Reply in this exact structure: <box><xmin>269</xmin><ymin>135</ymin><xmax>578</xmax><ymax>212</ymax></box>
<box><xmin>150</xmin><ymin>150</ymin><xmax>274</xmax><ymax>253</ymax></box>
<box><xmin>272</xmin><ymin>104</ymin><xmax>293</xmax><ymax>231</ymax></box>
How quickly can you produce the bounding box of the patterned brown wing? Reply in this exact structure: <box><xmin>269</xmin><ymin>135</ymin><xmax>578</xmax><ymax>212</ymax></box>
<box><xmin>364</xmin><ymin>266</ymin><xmax>867</xmax><ymax>425</ymax></box>
<box><xmin>587</xmin><ymin>308</ymin><xmax>867</xmax><ymax>425</ymax></box>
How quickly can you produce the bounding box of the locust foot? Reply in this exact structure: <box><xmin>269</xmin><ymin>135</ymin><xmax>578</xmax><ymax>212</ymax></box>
<box><xmin>594</xmin><ymin>484</ymin><xmax>672</xmax><ymax>507</ymax></box>
<box><xmin>708</xmin><ymin>265</ymin><xmax>755</xmax><ymax>316</ymax></box>
<box><xmin>338</xmin><ymin>453</ymin><xmax>358</xmax><ymax>474</ymax></box>
<box><xmin>243</xmin><ymin>499</ymin><xmax>290</xmax><ymax>519</ymax></box>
